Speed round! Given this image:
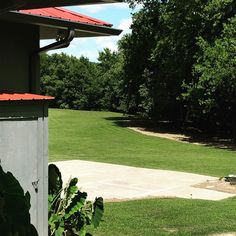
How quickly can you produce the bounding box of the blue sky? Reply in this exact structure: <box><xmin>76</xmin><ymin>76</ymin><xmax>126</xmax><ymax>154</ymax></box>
<box><xmin>41</xmin><ymin>3</ymin><xmax>139</xmax><ymax>62</ymax></box>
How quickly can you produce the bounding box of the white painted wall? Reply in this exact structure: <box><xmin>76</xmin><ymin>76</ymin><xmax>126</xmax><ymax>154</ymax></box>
<box><xmin>0</xmin><ymin>117</ymin><xmax>48</xmax><ymax>236</ymax></box>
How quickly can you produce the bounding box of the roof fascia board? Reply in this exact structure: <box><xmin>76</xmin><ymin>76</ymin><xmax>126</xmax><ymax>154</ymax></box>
<box><xmin>0</xmin><ymin>11</ymin><xmax>122</xmax><ymax>37</ymax></box>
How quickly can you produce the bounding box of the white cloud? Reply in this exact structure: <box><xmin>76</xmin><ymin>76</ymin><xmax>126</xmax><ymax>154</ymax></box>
<box><xmin>95</xmin><ymin>36</ymin><xmax>118</xmax><ymax>51</ymax></box>
<box><xmin>77</xmin><ymin>5</ymin><xmax>105</xmax><ymax>14</ymax></box>
<box><xmin>75</xmin><ymin>3</ymin><xmax>130</xmax><ymax>13</ymax></box>
<box><xmin>93</xmin><ymin>16</ymin><xmax>132</xmax><ymax>54</ymax></box>
<box><xmin>69</xmin><ymin>38</ymin><xmax>87</xmax><ymax>48</ymax></box>
<box><xmin>109</xmin><ymin>3</ymin><xmax>130</xmax><ymax>9</ymax></box>
<box><xmin>73</xmin><ymin>49</ymin><xmax>99</xmax><ymax>61</ymax></box>
<box><xmin>40</xmin><ymin>39</ymin><xmax>54</xmax><ymax>47</ymax></box>
<box><xmin>118</xmin><ymin>18</ymin><xmax>132</xmax><ymax>32</ymax></box>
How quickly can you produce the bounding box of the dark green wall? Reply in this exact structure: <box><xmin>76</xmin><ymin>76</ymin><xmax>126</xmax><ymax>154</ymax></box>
<box><xmin>0</xmin><ymin>21</ymin><xmax>39</xmax><ymax>93</ymax></box>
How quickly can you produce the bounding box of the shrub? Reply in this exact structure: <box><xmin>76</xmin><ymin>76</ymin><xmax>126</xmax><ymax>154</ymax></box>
<box><xmin>48</xmin><ymin>164</ymin><xmax>104</xmax><ymax>236</ymax></box>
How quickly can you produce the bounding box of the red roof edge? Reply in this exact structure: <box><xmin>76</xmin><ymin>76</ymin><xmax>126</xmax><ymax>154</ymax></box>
<box><xmin>0</xmin><ymin>93</ymin><xmax>54</xmax><ymax>101</ymax></box>
<box><xmin>55</xmin><ymin>7</ymin><xmax>113</xmax><ymax>27</ymax></box>
<box><xmin>18</xmin><ymin>7</ymin><xmax>113</xmax><ymax>27</ymax></box>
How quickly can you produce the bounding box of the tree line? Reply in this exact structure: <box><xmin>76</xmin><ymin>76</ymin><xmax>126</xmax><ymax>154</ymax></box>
<box><xmin>40</xmin><ymin>50</ymin><xmax>124</xmax><ymax>111</ymax></box>
<box><xmin>40</xmin><ymin>0</ymin><xmax>236</xmax><ymax>138</ymax></box>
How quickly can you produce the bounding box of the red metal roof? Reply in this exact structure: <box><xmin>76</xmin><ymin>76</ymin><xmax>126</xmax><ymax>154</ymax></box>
<box><xmin>0</xmin><ymin>93</ymin><xmax>54</xmax><ymax>101</ymax></box>
<box><xmin>18</xmin><ymin>7</ymin><xmax>113</xmax><ymax>27</ymax></box>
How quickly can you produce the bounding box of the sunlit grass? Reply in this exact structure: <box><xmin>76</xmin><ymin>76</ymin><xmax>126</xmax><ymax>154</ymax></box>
<box><xmin>49</xmin><ymin>109</ymin><xmax>236</xmax><ymax>177</ymax></box>
<box><xmin>49</xmin><ymin>109</ymin><xmax>236</xmax><ymax>235</ymax></box>
<box><xmin>89</xmin><ymin>197</ymin><xmax>236</xmax><ymax>236</ymax></box>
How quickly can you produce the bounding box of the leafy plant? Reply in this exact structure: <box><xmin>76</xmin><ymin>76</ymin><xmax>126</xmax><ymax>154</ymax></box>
<box><xmin>48</xmin><ymin>164</ymin><xmax>104</xmax><ymax>236</ymax></box>
<box><xmin>0</xmin><ymin>165</ymin><xmax>38</xmax><ymax>236</ymax></box>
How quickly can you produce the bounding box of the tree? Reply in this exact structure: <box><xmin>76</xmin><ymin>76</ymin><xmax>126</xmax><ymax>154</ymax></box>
<box><xmin>40</xmin><ymin>53</ymin><xmax>101</xmax><ymax>110</ymax></box>
<box><xmin>97</xmin><ymin>48</ymin><xmax>125</xmax><ymax>111</ymax></box>
<box><xmin>182</xmin><ymin>15</ymin><xmax>236</xmax><ymax>137</ymax></box>
<box><xmin>121</xmin><ymin>0</ymin><xmax>235</xmax><ymax>125</ymax></box>
<box><xmin>40</xmin><ymin>50</ymin><xmax>125</xmax><ymax>112</ymax></box>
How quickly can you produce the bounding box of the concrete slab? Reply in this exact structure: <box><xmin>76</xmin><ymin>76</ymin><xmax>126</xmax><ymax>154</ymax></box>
<box><xmin>52</xmin><ymin>160</ymin><xmax>236</xmax><ymax>202</ymax></box>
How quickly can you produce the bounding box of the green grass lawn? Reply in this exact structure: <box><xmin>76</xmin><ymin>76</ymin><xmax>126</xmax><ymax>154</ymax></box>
<box><xmin>89</xmin><ymin>198</ymin><xmax>236</xmax><ymax>236</ymax></box>
<box><xmin>49</xmin><ymin>109</ymin><xmax>236</xmax><ymax>235</ymax></box>
<box><xmin>49</xmin><ymin>109</ymin><xmax>236</xmax><ymax>177</ymax></box>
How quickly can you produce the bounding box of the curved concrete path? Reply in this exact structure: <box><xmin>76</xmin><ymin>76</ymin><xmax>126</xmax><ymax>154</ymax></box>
<box><xmin>53</xmin><ymin>160</ymin><xmax>235</xmax><ymax>202</ymax></box>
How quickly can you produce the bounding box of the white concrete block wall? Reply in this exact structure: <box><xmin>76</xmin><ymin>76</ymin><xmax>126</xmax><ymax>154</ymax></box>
<box><xmin>0</xmin><ymin>117</ymin><xmax>48</xmax><ymax>236</ymax></box>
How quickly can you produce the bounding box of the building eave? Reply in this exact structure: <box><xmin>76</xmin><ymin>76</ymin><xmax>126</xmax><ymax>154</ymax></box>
<box><xmin>0</xmin><ymin>11</ymin><xmax>122</xmax><ymax>39</ymax></box>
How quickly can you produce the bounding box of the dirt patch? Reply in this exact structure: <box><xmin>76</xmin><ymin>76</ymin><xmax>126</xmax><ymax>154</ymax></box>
<box><xmin>129</xmin><ymin>127</ymin><xmax>194</xmax><ymax>143</ymax></box>
<box><xmin>211</xmin><ymin>233</ymin><xmax>236</xmax><ymax>236</ymax></box>
<box><xmin>128</xmin><ymin>127</ymin><xmax>236</xmax><ymax>150</ymax></box>
<box><xmin>105</xmin><ymin>196</ymin><xmax>175</xmax><ymax>203</ymax></box>
<box><xmin>193</xmin><ymin>179</ymin><xmax>236</xmax><ymax>194</ymax></box>
<box><xmin>162</xmin><ymin>227</ymin><xmax>179</xmax><ymax>233</ymax></box>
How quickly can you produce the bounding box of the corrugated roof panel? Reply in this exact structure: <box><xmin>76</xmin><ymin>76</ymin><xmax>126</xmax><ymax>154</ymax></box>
<box><xmin>0</xmin><ymin>93</ymin><xmax>54</xmax><ymax>101</ymax></box>
<box><xmin>18</xmin><ymin>7</ymin><xmax>113</xmax><ymax>27</ymax></box>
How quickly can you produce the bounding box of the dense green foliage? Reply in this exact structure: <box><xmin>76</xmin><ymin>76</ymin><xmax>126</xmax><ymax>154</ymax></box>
<box><xmin>90</xmin><ymin>197</ymin><xmax>236</xmax><ymax>235</ymax></box>
<box><xmin>48</xmin><ymin>164</ymin><xmax>104</xmax><ymax>236</ymax></box>
<box><xmin>0</xmin><ymin>166</ymin><xmax>38</xmax><ymax>236</ymax></box>
<box><xmin>41</xmin><ymin>54</ymin><xmax>99</xmax><ymax>110</ymax></box>
<box><xmin>49</xmin><ymin>109</ymin><xmax>236</xmax><ymax>177</ymax></box>
<box><xmin>40</xmin><ymin>50</ymin><xmax>124</xmax><ymax>112</ymax></box>
<box><xmin>123</xmin><ymin>0</ymin><xmax>236</xmax><ymax>132</ymax></box>
<box><xmin>41</xmin><ymin>0</ymin><xmax>236</xmax><ymax>137</ymax></box>
<box><xmin>183</xmin><ymin>15</ymin><xmax>236</xmax><ymax>135</ymax></box>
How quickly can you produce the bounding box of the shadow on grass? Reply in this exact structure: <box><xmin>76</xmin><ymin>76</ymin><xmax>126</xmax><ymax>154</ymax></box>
<box><xmin>105</xmin><ymin>116</ymin><xmax>236</xmax><ymax>151</ymax></box>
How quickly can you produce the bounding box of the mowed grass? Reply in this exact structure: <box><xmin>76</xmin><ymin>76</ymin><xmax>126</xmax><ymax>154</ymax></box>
<box><xmin>49</xmin><ymin>109</ymin><xmax>236</xmax><ymax>235</ymax></box>
<box><xmin>89</xmin><ymin>198</ymin><xmax>236</xmax><ymax>236</ymax></box>
<box><xmin>49</xmin><ymin>109</ymin><xmax>236</xmax><ymax>177</ymax></box>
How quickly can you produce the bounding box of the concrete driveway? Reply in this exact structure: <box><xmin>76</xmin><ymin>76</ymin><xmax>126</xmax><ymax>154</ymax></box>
<box><xmin>53</xmin><ymin>160</ymin><xmax>235</xmax><ymax>201</ymax></box>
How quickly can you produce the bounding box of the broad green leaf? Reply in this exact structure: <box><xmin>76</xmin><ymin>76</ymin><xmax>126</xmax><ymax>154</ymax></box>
<box><xmin>65</xmin><ymin>191</ymin><xmax>87</xmax><ymax>220</ymax></box>
<box><xmin>92</xmin><ymin>197</ymin><xmax>104</xmax><ymax>228</ymax></box>
<box><xmin>48</xmin><ymin>164</ymin><xmax>62</xmax><ymax>195</ymax></box>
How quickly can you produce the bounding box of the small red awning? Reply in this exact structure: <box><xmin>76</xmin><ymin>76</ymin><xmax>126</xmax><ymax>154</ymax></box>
<box><xmin>0</xmin><ymin>93</ymin><xmax>54</xmax><ymax>101</ymax></box>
